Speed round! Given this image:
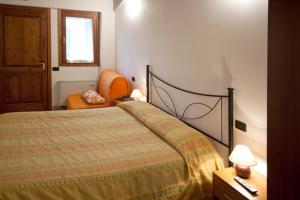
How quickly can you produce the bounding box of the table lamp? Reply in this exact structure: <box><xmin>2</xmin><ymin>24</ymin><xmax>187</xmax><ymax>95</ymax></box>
<box><xmin>130</xmin><ymin>89</ymin><xmax>143</xmax><ymax>100</ymax></box>
<box><xmin>229</xmin><ymin>144</ymin><xmax>257</xmax><ymax>178</ymax></box>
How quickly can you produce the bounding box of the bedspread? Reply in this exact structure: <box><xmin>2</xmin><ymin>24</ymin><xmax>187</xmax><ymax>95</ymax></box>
<box><xmin>119</xmin><ymin>101</ymin><xmax>223</xmax><ymax>199</ymax></box>
<box><xmin>0</xmin><ymin>101</ymin><xmax>222</xmax><ymax>200</ymax></box>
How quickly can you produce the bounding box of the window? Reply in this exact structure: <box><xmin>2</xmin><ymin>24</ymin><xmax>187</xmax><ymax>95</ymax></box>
<box><xmin>59</xmin><ymin>10</ymin><xmax>100</xmax><ymax>66</ymax></box>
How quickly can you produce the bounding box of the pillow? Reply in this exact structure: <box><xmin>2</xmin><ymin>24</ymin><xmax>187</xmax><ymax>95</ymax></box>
<box><xmin>82</xmin><ymin>90</ymin><xmax>105</xmax><ymax>105</ymax></box>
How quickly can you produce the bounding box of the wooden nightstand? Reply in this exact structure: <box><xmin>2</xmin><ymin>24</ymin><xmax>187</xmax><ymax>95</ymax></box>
<box><xmin>213</xmin><ymin>167</ymin><xmax>266</xmax><ymax>200</ymax></box>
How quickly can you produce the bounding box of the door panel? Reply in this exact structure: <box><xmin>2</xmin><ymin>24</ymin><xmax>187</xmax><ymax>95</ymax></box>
<box><xmin>0</xmin><ymin>5</ymin><xmax>50</xmax><ymax>113</ymax></box>
<box><xmin>4</xmin><ymin>16</ymin><xmax>41</xmax><ymax>65</ymax></box>
<box><xmin>2</xmin><ymin>70</ymin><xmax>43</xmax><ymax>103</ymax></box>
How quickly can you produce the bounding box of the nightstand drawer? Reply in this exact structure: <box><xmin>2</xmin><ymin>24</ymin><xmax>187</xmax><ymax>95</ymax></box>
<box><xmin>214</xmin><ymin>174</ymin><xmax>247</xmax><ymax>200</ymax></box>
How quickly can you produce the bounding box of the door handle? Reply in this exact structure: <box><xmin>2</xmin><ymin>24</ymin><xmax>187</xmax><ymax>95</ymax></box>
<box><xmin>40</xmin><ymin>63</ymin><xmax>46</xmax><ymax>71</ymax></box>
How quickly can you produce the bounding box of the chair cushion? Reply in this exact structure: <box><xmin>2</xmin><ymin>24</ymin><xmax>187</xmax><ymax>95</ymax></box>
<box><xmin>67</xmin><ymin>94</ymin><xmax>111</xmax><ymax>110</ymax></box>
<box><xmin>98</xmin><ymin>69</ymin><xmax>131</xmax><ymax>101</ymax></box>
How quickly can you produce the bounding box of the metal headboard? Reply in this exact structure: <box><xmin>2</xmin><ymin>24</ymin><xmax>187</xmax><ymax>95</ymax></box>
<box><xmin>146</xmin><ymin>65</ymin><xmax>234</xmax><ymax>154</ymax></box>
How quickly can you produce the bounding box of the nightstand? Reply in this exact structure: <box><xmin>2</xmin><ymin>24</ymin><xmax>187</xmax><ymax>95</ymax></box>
<box><xmin>213</xmin><ymin>167</ymin><xmax>266</xmax><ymax>200</ymax></box>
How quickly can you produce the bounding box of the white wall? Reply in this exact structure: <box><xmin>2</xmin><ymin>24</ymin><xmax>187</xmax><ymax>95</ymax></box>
<box><xmin>0</xmin><ymin>0</ymin><xmax>115</xmax><ymax>107</ymax></box>
<box><xmin>115</xmin><ymin>0</ymin><xmax>268</xmax><ymax>175</ymax></box>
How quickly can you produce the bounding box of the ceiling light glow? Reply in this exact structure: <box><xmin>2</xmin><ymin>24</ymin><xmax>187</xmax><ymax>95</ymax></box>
<box><xmin>126</xmin><ymin>0</ymin><xmax>142</xmax><ymax>19</ymax></box>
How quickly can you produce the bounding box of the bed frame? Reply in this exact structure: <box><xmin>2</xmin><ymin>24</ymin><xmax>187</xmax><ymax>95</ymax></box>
<box><xmin>146</xmin><ymin>65</ymin><xmax>234</xmax><ymax>154</ymax></box>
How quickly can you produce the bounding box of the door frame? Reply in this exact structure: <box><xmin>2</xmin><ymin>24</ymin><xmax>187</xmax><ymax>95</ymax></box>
<box><xmin>0</xmin><ymin>4</ymin><xmax>52</xmax><ymax>111</ymax></box>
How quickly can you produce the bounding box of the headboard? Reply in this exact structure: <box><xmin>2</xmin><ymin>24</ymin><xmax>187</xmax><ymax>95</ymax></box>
<box><xmin>146</xmin><ymin>65</ymin><xmax>234</xmax><ymax>164</ymax></box>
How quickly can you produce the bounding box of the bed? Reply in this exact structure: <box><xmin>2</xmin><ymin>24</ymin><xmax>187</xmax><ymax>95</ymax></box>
<box><xmin>0</xmin><ymin>66</ymin><xmax>233</xmax><ymax>200</ymax></box>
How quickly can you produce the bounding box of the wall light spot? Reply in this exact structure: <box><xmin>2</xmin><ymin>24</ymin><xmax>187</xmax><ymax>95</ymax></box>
<box><xmin>126</xmin><ymin>0</ymin><xmax>142</xmax><ymax>19</ymax></box>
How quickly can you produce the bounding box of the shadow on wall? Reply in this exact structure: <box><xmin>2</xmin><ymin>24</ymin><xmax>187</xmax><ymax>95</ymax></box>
<box><xmin>221</xmin><ymin>56</ymin><xmax>266</xmax><ymax>160</ymax></box>
<box><xmin>221</xmin><ymin>57</ymin><xmax>233</xmax><ymax>89</ymax></box>
<box><xmin>114</xmin><ymin>0</ymin><xmax>124</xmax><ymax>10</ymax></box>
<box><xmin>234</xmin><ymin>103</ymin><xmax>267</xmax><ymax>160</ymax></box>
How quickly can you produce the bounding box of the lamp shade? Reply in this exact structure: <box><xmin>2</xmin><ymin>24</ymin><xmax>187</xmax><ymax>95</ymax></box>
<box><xmin>130</xmin><ymin>89</ymin><xmax>143</xmax><ymax>100</ymax></box>
<box><xmin>229</xmin><ymin>145</ymin><xmax>257</xmax><ymax>167</ymax></box>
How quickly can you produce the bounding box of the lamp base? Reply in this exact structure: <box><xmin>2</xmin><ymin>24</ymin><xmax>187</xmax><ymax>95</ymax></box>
<box><xmin>234</xmin><ymin>164</ymin><xmax>251</xmax><ymax>178</ymax></box>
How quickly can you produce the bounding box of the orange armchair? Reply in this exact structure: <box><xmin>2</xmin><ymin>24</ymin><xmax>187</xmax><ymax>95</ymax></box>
<box><xmin>67</xmin><ymin>69</ymin><xmax>131</xmax><ymax>110</ymax></box>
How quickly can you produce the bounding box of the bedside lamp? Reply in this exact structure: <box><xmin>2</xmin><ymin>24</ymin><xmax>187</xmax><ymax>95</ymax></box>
<box><xmin>130</xmin><ymin>89</ymin><xmax>143</xmax><ymax>100</ymax></box>
<box><xmin>229</xmin><ymin>144</ymin><xmax>257</xmax><ymax>178</ymax></box>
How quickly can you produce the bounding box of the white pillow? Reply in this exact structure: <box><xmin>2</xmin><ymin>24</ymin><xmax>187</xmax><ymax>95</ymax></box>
<box><xmin>82</xmin><ymin>90</ymin><xmax>105</xmax><ymax>105</ymax></box>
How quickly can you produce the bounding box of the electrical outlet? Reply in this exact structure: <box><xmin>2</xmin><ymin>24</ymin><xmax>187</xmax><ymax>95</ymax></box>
<box><xmin>131</xmin><ymin>76</ymin><xmax>135</xmax><ymax>82</ymax></box>
<box><xmin>52</xmin><ymin>67</ymin><xmax>59</xmax><ymax>71</ymax></box>
<box><xmin>235</xmin><ymin>120</ymin><xmax>247</xmax><ymax>132</ymax></box>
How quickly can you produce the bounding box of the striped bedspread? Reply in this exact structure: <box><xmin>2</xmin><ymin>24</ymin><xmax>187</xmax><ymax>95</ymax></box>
<box><xmin>0</xmin><ymin>101</ymin><xmax>223</xmax><ymax>200</ymax></box>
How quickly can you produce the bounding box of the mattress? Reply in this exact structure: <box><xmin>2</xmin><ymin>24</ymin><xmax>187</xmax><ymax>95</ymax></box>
<box><xmin>0</xmin><ymin>101</ymin><xmax>223</xmax><ymax>200</ymax></box>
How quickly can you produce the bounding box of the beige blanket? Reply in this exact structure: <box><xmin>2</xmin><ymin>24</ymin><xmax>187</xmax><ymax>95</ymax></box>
<box><xmin>0</xmin><ymin>101</ymin><xmax>222</xmax><ymax>199</ymax></box>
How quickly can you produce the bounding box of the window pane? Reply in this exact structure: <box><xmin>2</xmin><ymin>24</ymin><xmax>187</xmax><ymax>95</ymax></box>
<box><xmin>66</xmin><ymin>17</ymin><xmax>94</xmax><ymax>63</ymax></box>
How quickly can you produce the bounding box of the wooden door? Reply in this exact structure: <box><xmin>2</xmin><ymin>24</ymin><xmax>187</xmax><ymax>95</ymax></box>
<box><xmin>268</xmin><ymin>0</ymin><xmax>300</xmax><ymax>199</ymax></box>
<box><xmin>0</xmin><ymin>5</ymin><xmax>51</xmax><ymax>113</ymax></box>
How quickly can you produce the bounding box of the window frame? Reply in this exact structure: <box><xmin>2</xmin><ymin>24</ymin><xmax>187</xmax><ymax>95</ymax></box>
<box><xmin>58</xmin><ymin>9</ymin><xmax>100</xmax><ymax>67</ymax></box>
